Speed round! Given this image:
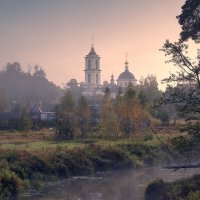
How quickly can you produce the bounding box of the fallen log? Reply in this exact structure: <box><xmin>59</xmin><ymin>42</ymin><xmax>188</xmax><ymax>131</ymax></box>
<box><xmin>164</xmin><ymin>163</ymin><xmax>200</xmax><ymax>171</ymax></box>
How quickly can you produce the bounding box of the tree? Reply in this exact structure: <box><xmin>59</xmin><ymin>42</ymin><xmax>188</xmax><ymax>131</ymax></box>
<box><xmin>161</xmin><ymin>40</ymin><xmax>200</xmax><ymax>134</ymax></box>
<box><xmin>139</xmin><ymin>75</ymin><xmax>161</xmax><ymax>104</ymax></box>
<box><xmin>100</xmin><ymin>90</ymin><xmax>118</xmax><ymax>138</ymax></box>
<box><xmin>5</xmin><ymin>62</ymin><xmax>22</xmax><ymax>73</ymax></box>
<box><xmin>138</xmin><ymin>90</ymin><xmax>148</xmax><ymax>107</ymax></box>
<box><xmin>66</xmin><ymin>79</ymin><xmax>81</xmax><ymax>100</ymax></box>
<box><xmin>77</xmin><ymin>96</ymin><xmax>91</xmax><ymax>137</ymax></box>
<box><xmin>0</xmin><ymin>62</ymin><xmax>62</xmax><ymax>110</ymax></box>
<box><xmin>32</xmin><ymin>65</ymin><xmax>46</xmax><ymax>78</ymax></box>
<box><xmin>115</xmin><ymin>84</ymin><xmax>150</xmax><ymax>137</ymax></box>
<box><xmin>17</xmin><ymin>107</ymin><xmax>32</xmax><ymax>131</ymax></box>
<box><xmin>161</xmin><ymin>40</ymin><xmax>200</xmax><ymax>86</ymax></box>
<box><xmin>56</xmin><ymin>91</ymin><xmax>76</xmax><ymax>139</ymax></box>
<box><xmin>0</xmin><ymin>89</ymin><xmax>7</xmax><ymax>112</ymax></box>
<box><xmin>159</xmin><ymin>0</ymin><xmax>200</xmax><ymax>169</ymax></box>
<box><xmin>178</xmin><ymin>0</ymin><xmax>200</xmax><ymax>43</ymax></box>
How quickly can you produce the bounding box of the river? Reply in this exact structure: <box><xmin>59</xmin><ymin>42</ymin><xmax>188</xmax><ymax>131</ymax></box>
<box><xmin>22</xmin><ymin>167</ymin><xmax>200</xmax><ymax>200</ymax></box>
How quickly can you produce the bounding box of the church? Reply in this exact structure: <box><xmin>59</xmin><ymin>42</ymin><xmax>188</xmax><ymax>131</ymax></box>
<box><xmin>81</xmin><ymin>44</ymin><xmax>137</xmax><ymax>97</ymax></box>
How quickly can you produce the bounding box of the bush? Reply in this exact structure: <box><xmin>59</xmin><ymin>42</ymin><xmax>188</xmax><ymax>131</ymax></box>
<box><xmin>145</xmin><ymin>179</ymin><xmax>169</xmax><ymax>200</ymax></box>
<box><xmin>187</xmin><ymin>191</ymin><xmax>200</xmax><ymax>200</ymax></box>
<box><xmin>0</xmin><ymin>169</ymin><xmax>24</xmax><ymax>199</ymax></box>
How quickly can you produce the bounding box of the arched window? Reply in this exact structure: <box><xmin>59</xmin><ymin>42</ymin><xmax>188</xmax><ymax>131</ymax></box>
<box><xmin>88</xmin><ymin>74</ymin><xmax>91</xmax><ymax>84</ymax></box>
<box><xmin>96</xmin><ymin>60</ymin><xmax>98</xmax><ymax>69</ymax></box>
<box><xmin>96</xmin><ymin>74</ymin><xmax>98</xmax><ymax>83</ymax></box>
<box><xmin>88</xmin><ymin>60</ymin><xmax>91</xmax><ymax>70</ymax></box>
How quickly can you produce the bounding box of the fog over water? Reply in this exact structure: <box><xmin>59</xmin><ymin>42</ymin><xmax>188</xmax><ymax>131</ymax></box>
<box><xmin>23</xmin><ymin>167</ymin><xmax>200</xmax><ymax>200</ymax></box>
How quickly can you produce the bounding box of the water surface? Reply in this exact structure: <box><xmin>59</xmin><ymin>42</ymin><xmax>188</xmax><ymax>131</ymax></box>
<box><xmin>23</xmin><ymin>168</ymin><xmax>200</xmax><ymax>200</ymax></box>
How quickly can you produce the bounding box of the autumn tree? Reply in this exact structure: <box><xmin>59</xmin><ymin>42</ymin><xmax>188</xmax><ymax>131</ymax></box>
<box><xmin>100</xmin><ymin>88</ymin><xmax>118</xmax><ymax>138</ymax></box>
<box><xmin>115</xmin><ymin>84</ymin><xmax>150</xmax><ymax>137</ymax></box>
<box><xmin>77</xmin><ymin>96</ymin><xmax>91</xmax><ymax>138</ymax></box>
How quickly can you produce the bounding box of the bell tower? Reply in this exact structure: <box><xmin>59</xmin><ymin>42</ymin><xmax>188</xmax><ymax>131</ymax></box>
<box><xmin>84</xmin><ymin>43</ymin><xmax>101</xmax><ymax>85</ymax></box>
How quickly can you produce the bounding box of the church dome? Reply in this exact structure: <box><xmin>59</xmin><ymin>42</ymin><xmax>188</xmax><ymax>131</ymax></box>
<box><xmin>118</xmin><ymin>70</ymin><xmax>135</xmax><ymax>80</ymax></box>
<box><xmin>117</xmin><ymin>60</ymin><xmax>136</xmax><ymax>81</ymax></box>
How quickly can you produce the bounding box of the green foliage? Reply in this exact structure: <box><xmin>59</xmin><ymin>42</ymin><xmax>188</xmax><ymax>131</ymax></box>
<box><xmin>0</xmin><ymin>105</ymin><xmax>32</xmax><ymax>131</ymax></box>
<box><xmin>178</xmin><ymin>0</ymin><xmax>200</xmax><ymax>43</ymax></box>
<box><xmin>169</xmin><ymin>175</ymin><xmax>200</xmax><ymax>199</ymax></box>
<box><xmin>161</xmin><ymin>39</ymin><xmax>200</xmax><ymax>136</ymax></box>
<box><xmin>0</xmin><ymin>141</ymin><xmax>163</xmax><ymax>198</ymax></box>
<box><xmin>17</xmin><ymin>108</ymin><xmax>32</xmax><ymax>131</ymax></box>
<box><xmin>143</xmin><ymin>133</ymin><xmax>154</xmax><ymax>141</ymax></box>
<box><xmin>56</xmin><ymin>91</ymin><xmax>76</xmax><ymax>139</ymax></box>
<box><xmin>187</xmin><ymin>191</ymin><xmax>200</xmax><ymax>200</ymax></box>
<box><xmin>0</xmin><ymin>169</ymin><xmax>23</xmax><ymax>199</ymax></box>
<box><xmin>170</xmin><ymin>135</ymin><xmax>192</xmax><ymax>154</ymax></box>
<box><xmin>157</xmin><ymin>105</ymin><xmax>171</xmax><ymax>124</ymax></box>
<box><xmin>100</xmin><ymin>92</ymin><xmax>118</xmax><ymax>138</ymax></box>
<box><xmin>118</xmin><ymin>143</ymin><xmax>160</xmax><ymax>166</ymax></box>
<box><xmin>77</xmin><ymin>96</ymin><xmax>91</xmax><ymax>137</ymax></box>
<box><xmin>146</xmin><ymin>175</ymin><xmax>200</xmax><ymax>200</ymax></box>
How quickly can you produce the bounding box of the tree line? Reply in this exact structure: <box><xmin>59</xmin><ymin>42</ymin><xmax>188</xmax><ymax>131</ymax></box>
<box><xmin>56</xmin><ymin>80</ymin><xmax>164</xmax><ymax>140</ymax></box>
<box><xmin>0</xmin><ymin>62</ymin><xmax>62</xmax><ymax>112</ymax></box>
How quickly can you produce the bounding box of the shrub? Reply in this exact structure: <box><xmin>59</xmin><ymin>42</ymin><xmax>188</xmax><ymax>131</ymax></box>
<box><xmin>0</xmin><ymin>169</ymin><xmax>24</xmax><ymax>199</ymax></box>
<box><xmin>145</xmin><ymin>179</ymin><xmax>169</xmax><ymax>200</ymax></box>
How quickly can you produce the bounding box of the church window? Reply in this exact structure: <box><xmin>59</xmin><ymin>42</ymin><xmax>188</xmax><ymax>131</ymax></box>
<box><xmin>88</xmin><ymin>60</ymin><xmax>91</xmax><ymax>70</ymax></box>
<box><xmin>96</xmin><ymin>60</ymin><xmax>98</xmax><ymax>69</ymax></box>
<box><xmin>88</xmin><ymin>74</ymin><xmax>91</xmax><ymax>84</ymax></box>
<box><xmin>96</xmin><ymin>74</ymin><xmax>98</xmax><ymax>83</ymax></box>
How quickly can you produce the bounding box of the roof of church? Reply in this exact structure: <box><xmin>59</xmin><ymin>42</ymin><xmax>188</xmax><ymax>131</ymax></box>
<box><xmin>118</xmin><ymin>69</ymin><xmax>136</xmax><ymax>80</ymax></box>
<box><xmin>118</xmin><ymin>60</ymin><xmax>136</xmax><ymax>81</ymax></box>
<box><xmin>87</xmin><ymin>47</ymin><xmax>98</xmax><ymax>56</ymax></box>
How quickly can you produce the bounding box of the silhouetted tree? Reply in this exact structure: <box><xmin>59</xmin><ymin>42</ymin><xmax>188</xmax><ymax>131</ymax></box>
<box><xmin>0</xmin><ymin>89</ymin><xmax>7</xmax><ymax>112</ymax></box>
<box><xmin>139</xmin><ymin>75</ymin><xmax>161</xmax><ymax>104</ymax></box>
<box><xmin>178</xmin><ymin>0</ymin><xmax>200</xmax><ymax>43</ymax></box>
<box><xmin>0</xmin><ymin>62</ymin><xmax>62</xmax><ymax>110</ymax></box>
<box><xmin>66</xmin><ymin>79</ymin><xmax>81</xmax><ymax>100</ymax></box>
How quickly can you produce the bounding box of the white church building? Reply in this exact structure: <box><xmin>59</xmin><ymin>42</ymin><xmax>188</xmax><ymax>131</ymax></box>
<box><xmin>81</xmin><ymin>44</ymin><xmax>137</xmax><ymax>97</ymax></box>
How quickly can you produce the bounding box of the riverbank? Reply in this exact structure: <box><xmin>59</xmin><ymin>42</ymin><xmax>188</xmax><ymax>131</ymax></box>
<box><xmin>145</xmin><ymin>174</ymin><xmax>200</xmax><ymax>200</ymax></box>
<box><xmin>0</xmin><ymin>138</ymin><xmax>162</xmax><ymax>199</ymax></box>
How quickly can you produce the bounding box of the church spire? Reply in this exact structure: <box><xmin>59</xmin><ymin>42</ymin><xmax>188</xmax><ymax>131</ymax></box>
<box><xmin>125</xmin><ymin>53</ymin><xmax>129</xmax><ymax>71</ymax></box>
<box><xmin>91</xmin><ymin>34</ymin><xmax>94</xmax><ymax>48</ymax></box>
<box><xmin>88</xmin><ymin>35</ymin><xmax>97</xmax><ymax>55</ymax></box>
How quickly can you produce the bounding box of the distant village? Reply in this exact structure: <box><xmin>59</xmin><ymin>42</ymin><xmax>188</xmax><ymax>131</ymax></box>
<box><xmin>0</xmin><ymin>43</ymin><xmax>166</xmax><ymax>131</ymax></box>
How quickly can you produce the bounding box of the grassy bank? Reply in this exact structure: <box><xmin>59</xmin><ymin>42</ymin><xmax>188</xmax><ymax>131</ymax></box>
<box><xmin>0</xmin><ymin>139</ymin><xmax>162</xmax><ymax>199</ymax></box>
<box><xmin>145</xmin><ymin>174</ymin><xmax>200</xmax><ymax>200</ymax></box>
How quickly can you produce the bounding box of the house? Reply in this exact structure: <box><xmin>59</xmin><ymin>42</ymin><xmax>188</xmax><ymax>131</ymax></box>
<box><xmin>30</xmin><ymin>104</ymin><xmax>55</xmax><ymax>121</ymax></box>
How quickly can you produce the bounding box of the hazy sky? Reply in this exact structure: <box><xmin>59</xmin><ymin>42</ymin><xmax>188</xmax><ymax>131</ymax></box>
<box><xmin>0</xmin><ymin>0</ymin><xmax>185</xmax><ymax>89</ymax></box>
